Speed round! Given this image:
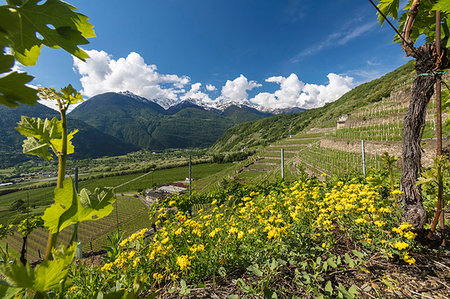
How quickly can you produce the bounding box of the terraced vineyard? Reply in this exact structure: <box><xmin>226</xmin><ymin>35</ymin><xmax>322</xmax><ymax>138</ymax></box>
<box><xmin>2</xmin><ymin>195</ymin><xmax>150</xmax><ymax>262</ymax></box>
<box><xmin>234</xmin><ymin>79</ymin><xmax>449</xmax><ymax>183</ymax></box>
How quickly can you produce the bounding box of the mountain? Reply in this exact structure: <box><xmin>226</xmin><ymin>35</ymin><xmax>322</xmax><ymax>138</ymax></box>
<box><xmin>69</xmin><ymin>92</ymin><xmax>275</xmax><ymax>150</ymax></box>
<box><xmin>210</xmin><ymin>60</ymin><xmax>416</xmax><ymax>153</ymax></box>
<box><xmin>0</xmin><ymin>103</ymin><xmax>139</xmax><ymax>168</ymax></box>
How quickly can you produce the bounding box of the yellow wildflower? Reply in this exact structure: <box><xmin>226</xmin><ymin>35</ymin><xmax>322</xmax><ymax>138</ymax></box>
<box><xmin>176</xmin><ymin>255</ymin><xmax>191</xmax><ymax>270</ymax></box>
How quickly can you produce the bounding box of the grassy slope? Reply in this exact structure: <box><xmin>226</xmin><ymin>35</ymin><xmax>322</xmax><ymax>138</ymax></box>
<box><xmin>210</xmin><ymin>61</ymin><xmax>415</xmax><ymax>153</ymax></box>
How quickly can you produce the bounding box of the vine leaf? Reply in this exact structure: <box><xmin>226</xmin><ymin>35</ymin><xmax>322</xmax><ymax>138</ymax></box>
<box><xmin>42</xmin><ymin>178</ymin><xmax>78</xmax><ymax>233</ymax></box>
<box><xmin>0</xmin><ymin>243</ymin><xmax>76</xmax><ymax>292</ymax></box>
<box><xmin>76</xmin><ymin>187</ymin><xmax>115</xmax><ymax>222</ymax></box>
<box><xmin>377</xmin><ymin>0</ymin><xmax>399</xmax><ymax>26</ymax></box>
<box><xmin>0</xmin><ymin>0</ymin><xmax>95</xmax><ymax>66</ymax></box>
<box><xmin>42</xmin><ymin>179</ymin><xmax>116</xmax><ymax>233</ymax></box>
<box><xmin>433</xmin><ymin>0</ymin><xmax>450</xmax><ymax>14</ymax></box>
<box><xmin>15</xmin><ymin>116</ymin><xmax>78</xmax><ymax>160</ymax></box>
<box><xmin>0</xmin><ymin>71</ymin><xmax>39</xmax><ymax>107</ymax></box>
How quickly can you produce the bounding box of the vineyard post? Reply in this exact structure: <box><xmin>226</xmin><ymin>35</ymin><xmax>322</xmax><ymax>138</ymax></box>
<box><xmin>281</xmin><ymin>148</ymin><xmax>284</xmax><ymax>181</ymax></box>
<box><xmin>189</xmin><ymin>155</ymin><xmax>192</xmax><ymax>197</ymax></box>
<box><xmin>361</xmin><ymin>140</ymin><xmax>366</xmax><ymax>176</ymax></box>
<box><xmin>74</xmin><ymin>167</ymin><xmax>82</xmax><ymax>259</ymax></box>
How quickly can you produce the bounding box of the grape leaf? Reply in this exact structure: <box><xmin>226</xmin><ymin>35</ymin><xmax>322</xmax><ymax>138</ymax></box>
<box><xmin>0</xmin><ymin>244</ymin><xmax>76</xmax><ymax>292</ymax></box>
<box><xmin>15</xmin><ymin>116</ymin><xmax>77</xmax><ymax>158</ymax></box>
<box><xmin>76</xmin><ymin>187</ymin><xmax>115</xmax><ymax>222</ymax></box>
<box><xmin>0</xmin><ymin>71</ymin><xmax>39</xmax><ymax>107</ymax></box>
<box><xmin>42</xmin><ymin>178</ymin><xmax>78</xmax><ymax>233</ymax></box>
<box><xmin>43</xmin><ymin>179</ymin><xmax>116</xmax><ymax>233</ymax></box>
<box><xmin>0</xmin><ymin>0</ymin><xmax>95</xmax><ymax>66</ymax></box>
<box><xmin>433</xmin><ymin>0</ymin><xmax>450</xmax><ymax>13</ymax></box>
<box><xmin>22</xmin><ymin>137</ymin><xmax>53</xmax><ymax>161</ymax></box>
<box><xmin>377</xmin><ymin>0</ymin><xmax>399</xmax><ymax>25</ymax></box>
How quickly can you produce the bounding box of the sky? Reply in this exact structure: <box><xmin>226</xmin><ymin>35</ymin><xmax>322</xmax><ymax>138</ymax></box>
<box><xmin>17</xmin><ymin>0</ymin><xmax>412</xmax><ymax>110</ymax></box>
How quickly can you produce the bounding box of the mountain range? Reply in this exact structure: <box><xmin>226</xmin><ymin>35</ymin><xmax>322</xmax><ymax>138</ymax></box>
<box><xmin>0</xmin><ymin>91</ymin><xmax>289</xmax><ymax>167</ymax></box>
<box><xmin>69</xmin><ymin>92</ymin><xmax>277</xmax><ymax>150</ymax></box>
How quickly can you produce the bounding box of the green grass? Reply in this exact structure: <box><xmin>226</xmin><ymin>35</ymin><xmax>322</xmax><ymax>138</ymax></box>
<box><xmin>0</xmin><ymin>163</ymin><xmax>233</xmax><ymax>225</ymax></box>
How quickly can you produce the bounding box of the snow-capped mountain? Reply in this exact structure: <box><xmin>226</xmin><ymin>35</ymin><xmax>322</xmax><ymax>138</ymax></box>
<box><xmin>119</xmin><ymin>91</ymin><xmax>177</xmax><ymax>109</ymax></box>
<box><xmin>118</xmin><ymin>91</ymin><xmax>305</xmax><ymax>114</ymax></box>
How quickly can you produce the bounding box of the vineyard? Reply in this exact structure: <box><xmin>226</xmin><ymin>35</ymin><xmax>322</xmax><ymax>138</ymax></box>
<box><xmin>234</xmin><ymin>78</ymin><xmax>449</xmax><ymax>183</ymax></box>
<box><xmin>2</xmin><ymin>195</ymin><xmax>150</xmax><ymax>262</ymax></box>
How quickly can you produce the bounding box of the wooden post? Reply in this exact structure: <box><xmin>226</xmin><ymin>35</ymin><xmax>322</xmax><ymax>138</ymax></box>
<box><xmin>361</xmin><ymin>140</ymin><xmax>366</xmax><ymax>177</ymax></box>
<box><xmin>281</xmin><ymin>149</ymin><xmax>285</xmax><ymax>181</ymax></box>
<box><xmin>189</xmin><ymin>155</ymin><xmax>192</xmax><ymax>197</ymax></box>
<box><xmin>435</xmin><ymin>9</ymin><xmax>445</xmax><ymax>246</ymax></box>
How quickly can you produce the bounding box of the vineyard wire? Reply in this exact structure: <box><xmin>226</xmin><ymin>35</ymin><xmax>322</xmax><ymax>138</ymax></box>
<box><xmin>113</xmin><ymin>170</ymin><xmax>154</xmax><ymax>190</ymax></box>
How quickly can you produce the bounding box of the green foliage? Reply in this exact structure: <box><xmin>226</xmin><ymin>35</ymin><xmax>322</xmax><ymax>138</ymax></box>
<box><xmin>0</xmin><ymin>243</ymin><xmax>76</xmax><ymax>295</ymax></box>
<box><xmin>0</xmin><ymin>0</ymin><xmax>94</xmax><ymax>107</ymax></box>
<box><xmin>43</xmin><ymin>178</ymin><xmax>115</xmax><ymax>233</ymax></box>
<box><xmin>17</xmin><ymin>215</ymin><xmax>43</xmax><ymax>237</ymax></box>
<box><xmin>377</xmin><ymin>0</ymin><xmax>450</xmax><ymax>49</ymax></box>
<box><xmin>15</xmin><ymin>116</ymin><xmax>78</xmax><ymax>160</ymax></box>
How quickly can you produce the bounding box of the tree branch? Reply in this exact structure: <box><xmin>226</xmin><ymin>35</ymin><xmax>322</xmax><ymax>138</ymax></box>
<box><xmin>401</xmin><ymin>0</ymin><xmax>420</xmax><ymax>57</ymax></box>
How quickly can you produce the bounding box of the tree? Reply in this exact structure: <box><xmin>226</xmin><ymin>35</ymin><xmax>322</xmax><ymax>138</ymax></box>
<box><xmin>375</xmin><ymin>0</ymin><xmax>450</xmax><ymax>228</ymax></box>
<box><xmin>0</xmin><ymin>0</ymin><xmax>95</xmax><ymax>107</ymax></box>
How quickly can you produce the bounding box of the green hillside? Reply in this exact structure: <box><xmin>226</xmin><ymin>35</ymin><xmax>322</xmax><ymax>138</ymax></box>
<box><xmin>210</xmin><ymin>61</ymin><xmax>415</xmax><ymax>153</ymax></box>
<box><xmin>70</xmin><ymin>92</ymin><xmax>273</xmax><ymax>150</ymax></box>
<box><xmin>0</xmin><ymin>103</ymin><xmax>139</xmax><ymax>168</ymax></box>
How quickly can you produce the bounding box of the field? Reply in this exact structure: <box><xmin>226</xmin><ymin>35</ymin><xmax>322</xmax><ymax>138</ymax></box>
<box><xmin>1</xmin><ymin>195</ymin><xmax>150</xmax><ymax>262</ymax></box>
<box><xmin>0</xmin><ymin>162</ymin><xmax>233</xmax><ymax>261</ymax></box>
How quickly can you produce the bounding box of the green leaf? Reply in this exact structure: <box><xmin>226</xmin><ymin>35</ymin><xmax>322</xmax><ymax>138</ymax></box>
<box><xmin>0</xmin><ymin>0</ymin><xmax>95</xmax><ymax>66</ymax></box>
<box><xmin>22</xmin><ymin>137</ymin><xmax>53</xmax><ymax>161</ymax></box>
<box><xmin>344</xmin><ymin>253</ymin><xmax>355</xmax><ymax>268</ymax></box>
<box><xmin>0</xmin><ymin>244</ymin><xmax>75</xmax><ymax>293</ymax></box>
<box><xmin>433</xmin><ymin>0</ymin><xmax>450</xmax><ymax>13</ymax></box>
<box><xmin>327</xmin><ymin>257</ymin><xmax>337</xmax><ymax>269</ymax></box>
<box><xmin>42</xmin><ymin>179</ymin><xmax>116</xmax><ymax>233</ymax></box>
<box><xmin>377</xmin><ymin>0</ymin><xmax>400</xmax><ymax>25</ymax></box>
<box><xmin>42</xmin><ymin>178</ymin><xmax>78</xmax><ymax>233</ymax></box>
<box><xmin>352</xmin><ymin>250</ymin><xmax>364</xmax><ymax>259</ymax></box>
<box><xmin>16</xmin><ymin>116</ymin><xmax>77</xmax><ymax>158</ymax></box>
<box><xmin>0</xmin><ymin>71</ymin><xmax>39</xmax><ymax>107</ymax></box>
<box><xmin>34</xmin><ymin>244</ymin><xmax>76</xmax><ymax>291</ymax></box>
<box><xmin>247</xmin><ymin>264</ymin><xmax>263</xmax><ymax>277</ymax></box>
<box><xmin>76</xmin><ymin>187</ymin><xmax>115</xmax><ymax>222</ymax></box>
<box><xmin>325</xmin><ymin>281</ymin><xmax>333</xmax><ymax>294</ymax></box>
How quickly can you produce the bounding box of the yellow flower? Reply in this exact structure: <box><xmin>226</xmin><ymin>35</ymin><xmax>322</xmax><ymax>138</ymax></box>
<box><xmin>355</xmin><ymin>218</ymin><xmax>367</xmax><ymax>224</ymax></box>
<box><xmin>175</xmin><ymin>227</ymin><xmax>182</xmax><ymax>235</ymax></box>
<box><xmin>374</xmin><ymin>221</ymin><xmax>385</xmax><ymax>227</ymax></box>
<box><xmin>132</xmin><ymin>257</ymin><xmax>140</xmax><ymax>267</ymax></box>
<box><xmin>403</xmin><ymin>253</ymin><xmax>415</xmax><ymax>265</ymax></box>
<box><xmin>101</xmin><ymin>262</ymin><xmax>113</xmax><ymax>271</ymax></box>
<box><xmin>229</xmin><ymin>227</ymin><xmax>238</xmax><ymax>234</ymax></box>
<box><xmin>237</xmin><ymin>231</ymin><xmax>244</xmax><ymax>239</ymax></box>
<box><xmin>169</xmin><ymin>200</ymin><xmax>176</xmax><ymax>206</ymax></box>
<box><xmin>393</xmin><ymin>241</ymin><xmax>409</xmax><ymax>250</ymax></box>
<box><xmin>404</xmin><ymin>231</ymin><xmax>417</xmax><ymax>240</ymax></box>
<box><xmin>153</xmin><ymin>272</ymin><xmax>164</xmax><ymax>279</ymax></box>
<box><xmin>161</xmin><ymin>237</ymin><xmax>170</xmax><ymax>244</ymax></box>
<box><xmin>211</xmin><ymin>199</ymin><xmax>218</xmax><ymax>205</ymax></box>
<box><xmin>248</xmin><ymin>228</ymin><xmax>256</xmax><ymax>234</ymax></box>
<box><xmin>176</xmin><ymin>255</ymin><xmax>191</xmax><ymax>270</ymax></box>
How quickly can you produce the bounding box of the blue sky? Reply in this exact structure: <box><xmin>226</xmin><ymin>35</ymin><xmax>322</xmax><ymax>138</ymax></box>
<box><xmin>20</xmin><ymin>0</ymin><xmax>411</xmax><ymax>109</ymax></box>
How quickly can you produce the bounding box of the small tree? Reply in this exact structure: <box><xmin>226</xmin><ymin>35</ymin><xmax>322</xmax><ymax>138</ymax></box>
<box><xmin>375</xmin><ymin>0</ymin><xmax>450</xmax><ymax>228</ymax></box>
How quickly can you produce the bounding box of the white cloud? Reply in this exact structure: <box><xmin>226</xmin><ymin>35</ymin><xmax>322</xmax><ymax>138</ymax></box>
<box><xmin>206</xmin><ymin>84</ymin><xmax>217</xmax><ymax>91</ymax></box>
<box><xmin>180</xmin><ymin>82</ymin><xmax>212</xmax><ymax>103</ymax></box>
<box><xmin>250</xmin><ymin>73</ymin><xmax>354</xmax><ymax>109</ymax></box>
<box><xmin>290</xmin><ymin>21</ymin><xmax>377</xmax><ymax>62</ymax></box>
<box><xmin>73</xmin><ymin>50</ymin><xmax>190</xmax><ymax>100</ymax></box>
<box><xmin>218</xmin><ymin>74</ymin><xmax>261</xmax><ymax>104</ymax></box>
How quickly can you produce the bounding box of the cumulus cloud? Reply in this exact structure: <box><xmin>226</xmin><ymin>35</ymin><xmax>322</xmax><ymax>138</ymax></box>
<box><xmin>206</xmin><ymin>84</ymin><xmax>217</xmax><ymax>91</ymax></box>
<box><xmin>180</xmin><ymin>83</ymin><xmax>212</xmax><ymax>103</ymax></box>
<box><xmin>218</xmin><ymin>74</ymin><xmax>261</xmax><ymax>104</ymax></box>
<box><xmin>73</xmin><ymin>50</ymin><xmax>190</xmax><ymax>100</ymax></box>
<box><xmin>250</xmin><ymin>73</ymin><xmax>354</xmax><ymax>109</ymax></box>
